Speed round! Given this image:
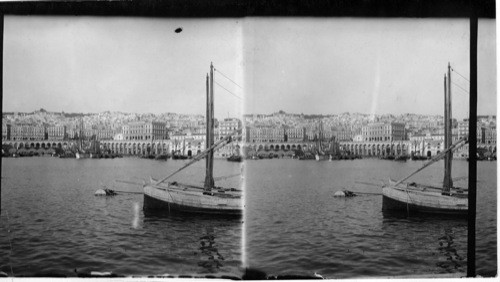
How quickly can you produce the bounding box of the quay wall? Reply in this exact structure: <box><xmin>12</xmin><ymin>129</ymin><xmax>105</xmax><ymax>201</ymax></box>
<box><xmin>3</xmin><ymin>140</ymin><xmax>495</xmax><ymax>159</ymax></box>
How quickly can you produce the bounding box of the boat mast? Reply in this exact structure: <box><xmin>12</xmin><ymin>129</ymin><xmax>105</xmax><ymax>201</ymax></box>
<box><xmin>204</xmin><ymin>63</ymin><xmax>215</xmax><ymax>189</ymax></box>
<box><xmin>443</xmin><ymin>63</ymin><xmax>453</xmax><ymax>194</ymax></box>
<box><xmin>205</xmin><ymin>73</ymin><xmax>210</xmax><ymax>185</ymax></box>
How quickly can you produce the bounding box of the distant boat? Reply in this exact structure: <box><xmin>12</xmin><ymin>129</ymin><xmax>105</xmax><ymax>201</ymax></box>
<box><xmin>143</xmin><ymin>63</ymin><xmax>242</xmax><ymax>215</ymax></box>
<box><xmin>75</xmin><ymin>152</ymin><xmax>89</xmax><ymax>159</ymax></box>
<box><xmin>382</xmin><ymin>63</ymin><xmax>468</xmax><ymax>216</ymax></box>
<box><xmin>172</xmin><ymin>153</ymin><xmax>188</xmax><ymax>160</ymax></box>
<box><xmin>155</xmin><ymin>154</ymin><xmax>169</xmax><ymax>161</ymax></box>
<box><xmin>394</xmin><ymin>155</ymin><xmax>408</xmax><ymax>162</ymax></box>
<box><xmin>227</xmin><ymin>155</ymin><xmax>242</xmax><ymax>162</ymax></box>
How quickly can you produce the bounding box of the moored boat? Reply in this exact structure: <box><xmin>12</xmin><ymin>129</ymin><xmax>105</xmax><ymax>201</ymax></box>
<box><xmin>76</xmin><ymin>151</ymin><xmax>90</xmax><ymax>159</ymax></box>
<box><xmin>382</xmin><ymin>63</ymin><xmax>468</xmax><ymax>217</ymax></box>
<box><xmin>144</xmin><ymin>178</ymin><xmax>242</xmax><ymax>215</ymax></box>
<box><xmin>227</xmin><ymin>155</ymin><xmax>242</xmax><ymax>162</ymax></box>
<box><xmin>143</xmin><ymin>63</ymin><xmax>243</xmax><ymax>216</ymax></box>
<box><xmin>382</xmin><ymin>179</ymin><xmax>468</xmax><ymax>215</ymax></box>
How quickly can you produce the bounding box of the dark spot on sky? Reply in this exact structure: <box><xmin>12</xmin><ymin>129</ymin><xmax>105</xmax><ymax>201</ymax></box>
<box><xmin>175</xmin><ymin>27</ymin><xmax>183</xmax><ymax>33</ymax></box>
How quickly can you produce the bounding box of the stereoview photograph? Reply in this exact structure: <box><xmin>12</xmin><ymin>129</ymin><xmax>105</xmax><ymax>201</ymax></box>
<box><xmin>1</xmin><ymin>15</ymin><xmax>497</xmax><ymax>278</ymax></box>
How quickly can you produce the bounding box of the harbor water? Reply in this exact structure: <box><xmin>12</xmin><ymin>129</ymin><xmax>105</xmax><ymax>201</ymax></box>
<box><xmin>245</xmin><ymin>158</ymin><xmax>497</xmax><ymax>278</ymax></box>
<box><xmin>1</xmin><ymin>157</ymin><xmax>496</xmax><ymax>277</ymax></box>
<box><xmin>0</xmin><ymin>157</ymin><xmax>243</xmax><ymax>277</ymax></box>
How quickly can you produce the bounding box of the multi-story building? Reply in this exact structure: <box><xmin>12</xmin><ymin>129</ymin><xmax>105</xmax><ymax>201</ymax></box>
<box><xmin>285</xmin><ymin>127</ymin><xmax>306</xmax><ymax>142</ymax></box>
<box><xmin>47</xmin><ymin>125</ymin><xmax>66</xmax><ymax>140</ymax></box>
<box><xmin>362</xmin><ymin>122</ymin><xmax>405</xmax><ymax>142</ymax></box>
<box><xmin>66</xmin><ymin>127</ymin><xmax>78</xmax><ymax>140</ymax></box>
<box><xmin>218</xmin><ymin>118</ymin><xmax>241</xmax><ymax>139</ymax></box>
<box><xmin>10</xmin><ymin>124</ymin><xmax>46</xmax><ymax>140</ymax></box>
<box><xmin>458</xmin><ymin>120</ymin><xmax>488</xmax><ymax>144</ymax></box>
<box><xmin>94</xmin><ymin>127</ymin><xmax>116</xmax><ymax>140</ymax></box>
<box><xmin>2</xmin><ymin>123</ymin><xmax>11</xmax><ymax>141</ymax></box>
<box><xmin>247</xmin><ymin>126</ymin><xmax>285</xmax><ymax>143</ymax></box>
<box><xmin>422</xmin><ymin>139</ymin><xmax>445</xmax><ymax>157</ymax></box>
<box><xmin>304</xmin><ymin>125</ymin><xmax>316</xmax><ymax>141</ymax></box>
<box><xmin>409</xmin><ymin>131</ymin><xmax>460</xmax><ymax>143</ymax></box>
<box><xmin>170</xmin><ymin>134</ymin><xmax>206</xmax><ymax>157</ymax></box>
<box><xmin>485</xmin><ymin>126</ymin><xmax>496</xmax><ymax>145</ymax></box>
<box><xmin>334</xmin><ymin>127</ymin><xmax>358</xmax><ymax>142</ymax></box>
<box><xmin>122</xmin><ymin>121</ymin><xmax>167</xmax><ymax>141</ymax></box>
<box><xmin>458</xmin><ymin>120</ymin><xmax>468</xmax><ymax>140</ymax></box>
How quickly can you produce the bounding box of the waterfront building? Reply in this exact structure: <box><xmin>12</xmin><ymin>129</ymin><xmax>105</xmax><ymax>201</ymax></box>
<box><xmin>123</xmin><ymin>121</ymin><xmax>167</xmax><ymax>141</ymax></box>
<box><xmin>10</xmin><ymin>124</ymin><xmax>46</xmax><ymax>141</ymax></box>
<box><xmin>422</xmin><ymin>139</ymin><xmax>444</xmax><ymax>157</ymax></box>
<box><xmin>94</xmin><ymin>127</ymin><xmax>115</xmax><ymax>140</ymax></box>
<box><xmin>2</xmin><ymin>123</ymin><xmax>11</xmax><ymax>141</ymax></box>
<box><xmin>322</xmin><ymin>127</ymin><xmax>334</xmax><ymax>140</ymax></box>
<box><xmin>248</xmin><ymin>126</ymin><xmax>285</xmax><ymax>143</ymax></box>
<box><xmin>362</xmin><ymin>122</ymin><xmax>406</xmax><ymax>142</ymax></box>
<box><xmin>485</xmin><ymin>126</ymin><xmax>496</xmax><ymax>144</ymax></box>
<box><xmin>334</xmin><ymin>127</ymin><xmax>357</xmax><ymax>142</ymax></box>
<box><xmin>218</xmin><ymin>118</ymin><xmax>241</xmax><ymax>139</ymax></box>
<box><xmin>114</xmin><ymin>133</ymin><xmax>124</xmax><ymax>141</ymax></box>
<box><xmin>409</xmin><ymin>131</ymin><xmax>459</xmax><ymax>143</ymax></box>
<box><xmin>84</xmin><ymin>128</ymin><xmax>95</xmax><ymax>140</ymax></box>
<box><xmin>285</xmin><ymin>127</ymin><xmax>306</xmax><ymax>142</ymax></box>
<box><xmin>170</xmin><ymin>131</ymin><xmax>206</xmax><ymax>155</ymax></box>
<box><xmin>66</xmin><ymin>127</ymin><xmax>78</xmax><ymax>140</ymax></box>
<box><xmin>170</xmin><ymin>136</ymin><xmax>205</xmax><ymax>157</ymax></box>
<box><xmin>47</xmin><ymin>125</ymin><xmax>66</xmax><ymax>140</ymax></box>
<box><xmin>304</xmin><ymin>125</ymin><xmax>316</xmax><ymax>141</ymax></box>
<box><xmin>458</xmin><ymin>120</ymin><xmax>489</xmax><ymax>144</ymax></box>
<box><xmin>352</xmin><ymin>134</ymin><xmax>363</xmax><ymax>142</ymax></box>
<box><xmin>214</xmin><ymin>142</ymin><xmax>241</xmax><ymax>158</ymax></box>
<box><xmin>191</xmin><ymin>125</ymin><xmax>206</xmax><ymax>135</ymax></box>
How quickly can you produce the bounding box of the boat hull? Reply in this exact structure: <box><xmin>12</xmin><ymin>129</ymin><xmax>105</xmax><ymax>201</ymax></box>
<box><xmin>76</xmin><ymin>152</ymin><xmax>90</xmax><ymax>159</ymax></box>
<box><xmin>382</xmin><ymin>185</ymin><xmax>468</xmax><ymax>216</ymax></box>
<box><xmin>143</xmin><ymin>182</ymin><xmax>242</xmax><ymax>216</ymax></box>
<box><xmin>315</xmin><ymin>154</ymin><xmax>331</xmax><ymax>161</ymax></box>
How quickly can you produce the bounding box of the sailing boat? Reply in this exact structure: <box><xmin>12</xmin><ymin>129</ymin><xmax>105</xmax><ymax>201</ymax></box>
<box><xmin>382</xmin><ymin>63</ymin><xmax>468</xmax><ymax>216</ymax></box>
<box><xmin>143</xmin><ymin>63</ymin><xmax>243</xmax><ymax>215</ymax></box>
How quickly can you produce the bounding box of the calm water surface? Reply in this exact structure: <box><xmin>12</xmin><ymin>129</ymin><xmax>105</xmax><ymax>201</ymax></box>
<box><xmin>0</xmin><ymin>157</ymin><xmax>243</xmax><ymax>277</ymax></box>
<box><xmin>245</xmin><ymin>158</ymin><xmax>497</xmax><ymax>278</ymax></box>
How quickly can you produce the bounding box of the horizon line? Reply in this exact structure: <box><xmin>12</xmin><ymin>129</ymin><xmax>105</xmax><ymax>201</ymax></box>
<box><xmin>1</xmin><ymin>109</ymin><xmax>494</xmax><ymax>119</ymax></box>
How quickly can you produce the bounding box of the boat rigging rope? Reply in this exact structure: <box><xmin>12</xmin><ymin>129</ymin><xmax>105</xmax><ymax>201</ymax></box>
<box><xmin>154</xmin><ymin>129</ymin><xmax>243</xmax><ymax>185</ymax></box>
<box><xmin>214</xmin><ymin>80</ymin><xmax>242</xmax><ymax>100</ymax></box>
<box><xmin>451</xmin><ymin>81</ymin><xmax>469</xmax><ymax>95</ymax></box>
<box><xmin>213</xmin><ymin>67</ymin><xmax>243</xmax><ymax>89</ymax></box>
<box><xmin>451</xmin><ymin>67</ymin><xmax>470</xmax><ymax>83</ymax></box>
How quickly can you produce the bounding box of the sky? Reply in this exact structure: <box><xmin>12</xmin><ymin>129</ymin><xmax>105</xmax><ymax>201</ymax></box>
<box><xmin>244</xmin><ymin>18</ymin><xmax>496</xmax><ymax>120</ymax></box>
<box><xmin>3</xmin><ymin>17</ymin><xmax>497</xmax><ymax>120</ymax></box>
<box><xmin>3</xmin><ymin>17</ymin><xmax>244</xmax><ymax>119</ymax></box>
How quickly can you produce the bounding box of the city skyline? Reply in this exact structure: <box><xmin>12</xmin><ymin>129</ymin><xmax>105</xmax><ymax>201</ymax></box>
<box><xmin>2</xmin><ymin>107</ymin><xmax>496</xmax><ymax>119</ymax></box>
<box><xmin>3</xmin><ymin>17</ymin><xmax>496</xmax><ymax>120</ymax></box>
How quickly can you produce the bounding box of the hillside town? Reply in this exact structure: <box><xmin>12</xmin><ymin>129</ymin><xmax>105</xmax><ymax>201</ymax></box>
<box><xmin>2</xmin><ymin>109</ymin><xmax>496</xmax><ymax>160</ymax></box>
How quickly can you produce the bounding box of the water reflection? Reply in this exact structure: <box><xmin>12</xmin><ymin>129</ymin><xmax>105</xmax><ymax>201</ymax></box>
<box><xmin>142</xmin><ymin>210</ymin><xmax>242</xmax><ymax>276</ymax></box>
<box><xmin>436</xmin><ymin>227</ymin><xmax>466</xmax><ymax>272</ymax></box>
<box><xmin>380</xmin><ymin>212</ymin><xmax>467</xmax><ymax>275</ymax></box>
<box><xmin>198</xmin><ymin>226</ymin><xmax>224</xmax><ymax>271</ymax></box>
